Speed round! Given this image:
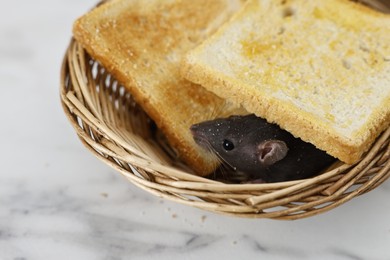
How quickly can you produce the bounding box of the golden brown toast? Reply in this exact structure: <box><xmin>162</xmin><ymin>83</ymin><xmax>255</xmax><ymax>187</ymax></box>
<box><xmin>182</xmin><ymin>0</ymin><xmax>390</xmax><ymax>164</ymax></box>
<box><xmin>73</xmin><ymin>0</ymin><xmax>246</xmax><ymax>175</ymax></box>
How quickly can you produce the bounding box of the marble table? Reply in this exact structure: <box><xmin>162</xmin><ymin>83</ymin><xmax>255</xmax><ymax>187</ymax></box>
<box><xmin>1</xmin><ymin>0</ymin><xmax>389</xmax><ymax>259</ymax></box>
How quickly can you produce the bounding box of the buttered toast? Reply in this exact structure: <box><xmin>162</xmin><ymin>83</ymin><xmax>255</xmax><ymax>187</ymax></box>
<box><xmin>73</xmin><ymin>0</ymin><xmax>246</xmax><ymax>175</ymax></box>
<box><xmin>182</xmin><ymin>0</ymin><xmax>390</xmax><ymax>164</ymax></box>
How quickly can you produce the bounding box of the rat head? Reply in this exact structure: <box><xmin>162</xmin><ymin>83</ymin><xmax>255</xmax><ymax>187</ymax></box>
<box><xmin>190</xmin><ymin>114</ymin><xmax>289</xmax><ymax>174</ymax></box>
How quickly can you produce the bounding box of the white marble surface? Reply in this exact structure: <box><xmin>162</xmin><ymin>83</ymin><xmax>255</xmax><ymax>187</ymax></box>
<box><xmin>1</xmin><ymin>1</ymin><xmax>390</xmax><ymax>259</ymax></box>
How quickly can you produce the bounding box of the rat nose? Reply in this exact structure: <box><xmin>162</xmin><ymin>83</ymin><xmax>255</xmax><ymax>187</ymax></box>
<box><xmin>190</xmin><ymin>124</ymin><xmax>200</xmax><ymax>135</ymax></box>
<box><xmin>190</xmin><ymin>124</ymin><xmax>208</xmax><ymax>142</ymax></box>
<box><xmin>189</xmin><ymin>124</ymin><xmax>207</xmax><ymax>148</ymax></box>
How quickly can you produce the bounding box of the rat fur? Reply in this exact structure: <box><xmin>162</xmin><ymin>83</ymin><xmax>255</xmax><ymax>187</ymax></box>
<box><xmin>190</xmin><ymin>114</ymin><xmax>336</xmax><ymax>183</ymax></box>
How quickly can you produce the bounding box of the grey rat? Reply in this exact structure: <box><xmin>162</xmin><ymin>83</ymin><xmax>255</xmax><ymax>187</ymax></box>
<box><xmin>190</xmin><ymin>114</ymin><xmax>336</xmax><ymax>183</ymax></box>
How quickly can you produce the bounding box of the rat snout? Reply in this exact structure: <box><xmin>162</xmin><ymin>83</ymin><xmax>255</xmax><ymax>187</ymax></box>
<box><xmin>190</xmin><ymin>124</ymin><xmax>200</xmax><ymax>136</ymax></box>
<box><xmin>190</xmin><ymin>124</ymin><xmax>202</xmax><ymax>141</ymax></box>
<box><xmin>189</xmin><ymin>124</ymin><xmax>210</xmax><ymax>150</ymax></box>
<box><xmin>190</xmin><ymin>124</ymin><xmax>205</xmax><ymax>142</ymax></box>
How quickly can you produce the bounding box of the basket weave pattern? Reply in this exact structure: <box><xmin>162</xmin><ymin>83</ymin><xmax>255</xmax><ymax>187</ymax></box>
<box><xmin>60</xmin><ymin>39</ymin><xmax>390</xmax><ymax>220</ymax></box>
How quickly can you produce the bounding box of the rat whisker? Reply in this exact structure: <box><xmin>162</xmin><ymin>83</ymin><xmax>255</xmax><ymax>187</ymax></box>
<box><xmin>209</xmin><ymin>105</ymin><xmax>219</xmax><ymax>120</ymax></box>
<box><xmin>198</xmin><ymin>139</ymin><xmax>241</xmax><ymax>178</ymax></box>
<box><xmin>214</xmin><ymin>151</ymin><xmax>236</xmax><ymax>170</ymax></box>
<box><xmin>199</xmin><ymin>141</ymin><xmax>223</xmax><ymax>171</ymax></box>
<box><xmin>198</xmin><ymin>141</ymin><xmax>235</xmax><ymax>181</ymax></box>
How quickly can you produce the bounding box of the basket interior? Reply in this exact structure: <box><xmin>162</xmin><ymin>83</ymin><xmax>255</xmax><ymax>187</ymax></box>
<box><xmin>61</xmin><ymin>39</ymin><xmax>390</xmax><ymax>220</ymax></box>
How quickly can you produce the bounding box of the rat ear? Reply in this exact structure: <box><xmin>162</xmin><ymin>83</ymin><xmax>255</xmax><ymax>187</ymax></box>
<box><xmin>257</xmin><ymin>140</ymin><xmax>288</xmax><ymax>166</ymax></box>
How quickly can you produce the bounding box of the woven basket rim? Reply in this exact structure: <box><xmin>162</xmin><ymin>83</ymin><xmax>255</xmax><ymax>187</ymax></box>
<box><xmin>60</xmin><ymin>36</ymin><xmax>390</xmax><ymax>220</ymax></box>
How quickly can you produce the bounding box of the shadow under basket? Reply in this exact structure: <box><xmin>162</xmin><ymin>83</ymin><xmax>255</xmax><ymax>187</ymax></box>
<box><xmin>60</xmin><ymin>39</ymin><xmax>390</xmax><ymax>220</ymax></box>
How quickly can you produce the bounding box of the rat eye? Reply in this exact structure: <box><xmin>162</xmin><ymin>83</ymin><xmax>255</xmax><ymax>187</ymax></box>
<box><xmin>222</xmin><ymin>139</ymin><xmax>235</xmax><ymax>151</ymax></box>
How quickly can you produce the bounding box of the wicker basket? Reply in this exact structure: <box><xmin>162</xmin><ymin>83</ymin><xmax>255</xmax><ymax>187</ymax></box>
<box><xmin>60</xmin><ymin>38</ymin><xmax>390</xmax><ymax>220</ymax></box>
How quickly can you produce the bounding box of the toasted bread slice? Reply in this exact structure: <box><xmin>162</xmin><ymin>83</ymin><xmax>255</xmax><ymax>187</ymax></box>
<box><xmin>73</xmin><ymin>0</ymin><xmax>247</xmax><ymax>175</ymax></box>
<box><xmin>182</xmin><ymin>0</ymin><xmax>390</xmax><ymax>164</ymax></box>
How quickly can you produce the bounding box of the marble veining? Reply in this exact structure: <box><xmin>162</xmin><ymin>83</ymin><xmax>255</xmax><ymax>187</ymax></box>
<box><xmin>0</xmin><ymin>0</ymin><xmax>389</xmax><ymax>259</ymax></box>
